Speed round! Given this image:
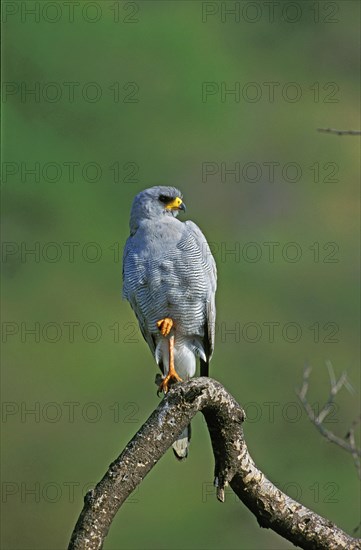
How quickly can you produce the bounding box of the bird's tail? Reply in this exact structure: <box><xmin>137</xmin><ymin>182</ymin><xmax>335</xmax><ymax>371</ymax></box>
<box><xmin>172</xmin><ymin>423</ymin><xmax>191</xmax><ymax>460</ymax></box>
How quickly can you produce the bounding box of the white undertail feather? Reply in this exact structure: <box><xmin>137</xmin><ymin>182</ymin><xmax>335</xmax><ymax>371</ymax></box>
<box><xmin>155</xmin><ymin>336</ymin><xmax>206</xmax><ymax>380</ymax></box>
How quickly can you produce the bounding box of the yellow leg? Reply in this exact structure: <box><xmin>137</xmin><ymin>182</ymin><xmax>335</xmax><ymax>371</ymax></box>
<box><xmin>157</xmin><ymin>334</ymin><xmax>183</xmax><ymax>395</ymax></box>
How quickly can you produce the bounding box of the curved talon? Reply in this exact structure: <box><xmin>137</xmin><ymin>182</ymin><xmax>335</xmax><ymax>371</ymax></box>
<box><xmin>157</xmin><ymin>317</ymin><xmax>173</xmax><ymax>337</ymax></box>
<box><xmin>157</xmin><ymin>371</ymin><xmax>183</xmax><ymax>395</ymax></box>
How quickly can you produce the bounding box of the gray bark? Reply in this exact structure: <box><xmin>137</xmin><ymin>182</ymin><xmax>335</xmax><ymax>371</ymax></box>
<box><xmin>68</xmin><ymin>378</ymin><xmax>360</xmax><ymax>550</ymax></box>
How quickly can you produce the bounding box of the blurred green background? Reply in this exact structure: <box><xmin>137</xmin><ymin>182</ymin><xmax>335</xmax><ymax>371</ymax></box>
<box><xmin>2</xmin><ymin>1</ymin><xmax>360</xmax><ymax>549</ymax></box>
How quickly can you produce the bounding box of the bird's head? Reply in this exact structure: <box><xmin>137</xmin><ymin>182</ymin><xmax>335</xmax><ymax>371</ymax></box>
<box><xmin>129</xmin><ymin>186</ymin><xmax>186</xmax><ymax>233</ymax></box>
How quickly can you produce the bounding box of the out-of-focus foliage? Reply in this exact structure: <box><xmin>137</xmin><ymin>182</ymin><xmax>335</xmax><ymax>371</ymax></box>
<box><xmin>2</xmin><ymin>1</ymin><xmax>360</xmax><ymax>549</ymax></box>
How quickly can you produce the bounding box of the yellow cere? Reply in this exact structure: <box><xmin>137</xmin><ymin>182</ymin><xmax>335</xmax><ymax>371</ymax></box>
<box><xmin>165</xmin><ymin>197</ymin><xmax>183</xmax><ymax>210</ymax></box>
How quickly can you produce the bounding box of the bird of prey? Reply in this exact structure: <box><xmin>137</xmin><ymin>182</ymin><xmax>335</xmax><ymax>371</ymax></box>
<box><xmin>122</xmin><ymin>186</ymin><xmax>217</xmax><ymax>458</ymax></box>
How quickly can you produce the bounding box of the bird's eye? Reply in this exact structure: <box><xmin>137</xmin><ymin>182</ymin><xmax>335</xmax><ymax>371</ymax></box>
<box><xmin>158</xmin><ymin>194</ymin><xmax>171</xmax><ymax>204</ymax></box>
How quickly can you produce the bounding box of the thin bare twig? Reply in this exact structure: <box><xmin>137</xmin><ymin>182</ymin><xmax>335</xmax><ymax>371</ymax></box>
<box><xmin>345</xmin><ymin>416</ymin><xmax>361</xmax><ymax>479</ymax></box>
<box><xmin>296</xmin><ymin>363</ymin><xmax>361</xmax><ymax>478</ymax></box>
<box><xmin>317</xmin><ymin>128</ymin><xmax>361</xmax><ymax>136</ymax></box>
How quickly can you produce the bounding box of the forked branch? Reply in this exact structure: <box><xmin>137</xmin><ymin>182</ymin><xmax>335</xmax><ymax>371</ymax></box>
<box><xmin>68</xmin><ymin>378</ymin><xmax>360</xmax><ymax>550</ymax></box>
<box><xmin>297</xmin><ymin>362</ymin><xmax>361</xmax><ymax>478</ymax></box>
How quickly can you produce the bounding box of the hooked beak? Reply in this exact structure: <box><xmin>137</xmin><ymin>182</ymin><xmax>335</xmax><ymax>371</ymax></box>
<box><xmin>165</xmin><ymin>197</ymin><xmax>186</xmax><ymax>212</ymax></box>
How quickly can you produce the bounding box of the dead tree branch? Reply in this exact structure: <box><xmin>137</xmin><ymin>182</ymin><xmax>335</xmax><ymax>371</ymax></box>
<box><xmin>68</xmin><ymin>378</ymin><xmax>360</xmax><ymax>550</ymax></box>
<box><xmin>297</xmin><ymin>363</ymin><xmax>361</xmax><ymax>478</ymax></box>
<box><xmin>317</xmin><ymin>128</ymin><xmax>361</xmax><ymax>136</ymax></box>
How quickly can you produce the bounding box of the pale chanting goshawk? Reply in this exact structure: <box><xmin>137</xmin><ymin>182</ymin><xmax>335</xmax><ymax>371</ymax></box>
<box><xmin>122</xmin><ymin>186</ymin><xmax>217</xmax><ymax>458</ymax></box>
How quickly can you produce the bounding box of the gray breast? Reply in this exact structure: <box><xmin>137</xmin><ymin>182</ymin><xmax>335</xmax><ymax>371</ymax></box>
<box><xmin>123</xmin><ymin>217</ymin><xmax>210</xmax><ymax>336</ymax></box>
